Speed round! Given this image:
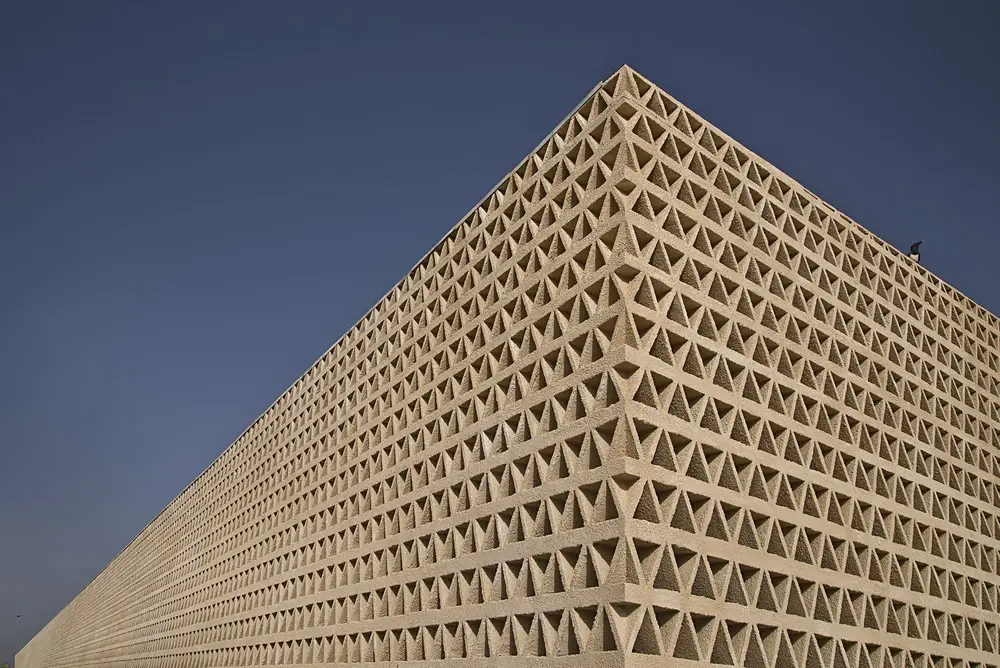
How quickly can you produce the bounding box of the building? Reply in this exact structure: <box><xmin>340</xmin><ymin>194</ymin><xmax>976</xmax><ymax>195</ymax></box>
<box><xmin>17</xmin><ymin>65</ymin><xmax>1000</xmax><ymax>668</ymax></box>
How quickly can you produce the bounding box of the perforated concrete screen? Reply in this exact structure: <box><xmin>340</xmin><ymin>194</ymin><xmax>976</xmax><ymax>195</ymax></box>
<box><xmin>17</xmin><ymin>66</ymin><xmax>1000</xmax><ymax>668</ymax></box>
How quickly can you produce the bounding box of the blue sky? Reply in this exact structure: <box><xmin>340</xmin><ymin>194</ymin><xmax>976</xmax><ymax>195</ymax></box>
<box><xmin>2</xmin><ymin>1</ymin><xmax>998</xmax><ymax>662</ymax></box>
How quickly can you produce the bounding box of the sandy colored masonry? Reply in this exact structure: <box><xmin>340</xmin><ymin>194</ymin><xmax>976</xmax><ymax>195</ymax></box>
<box><xmin>17</xmin><ymin>66</ymin><xmax>1000</xmax><ymax>668</ymax></box>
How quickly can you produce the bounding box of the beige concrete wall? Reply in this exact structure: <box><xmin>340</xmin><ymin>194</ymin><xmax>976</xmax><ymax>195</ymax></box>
<box><xmin>17</xmin><ymin>66</ymin><xmax>1000</xmax><ymax>668</ymax></box>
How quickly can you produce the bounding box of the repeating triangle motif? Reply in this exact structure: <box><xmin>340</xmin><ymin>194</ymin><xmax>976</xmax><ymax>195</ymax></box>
<box><xmin>18</xmin><ymin>66</ymin><xmax>1000</xmax><ymax>668</ymax></box>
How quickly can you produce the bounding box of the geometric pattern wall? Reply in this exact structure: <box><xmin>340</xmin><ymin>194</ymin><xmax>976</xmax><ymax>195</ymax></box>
<box><xmin>17</xmin><ymin>65</ymin><xmax>1000</xmax><ymax>668</ymax></box>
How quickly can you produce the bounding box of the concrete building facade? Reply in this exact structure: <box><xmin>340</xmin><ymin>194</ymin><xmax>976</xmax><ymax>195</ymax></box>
<box><xmin>17</xmin><ymin>66</ymin><xmax>1000</xmax><ymax>668</ymax></box>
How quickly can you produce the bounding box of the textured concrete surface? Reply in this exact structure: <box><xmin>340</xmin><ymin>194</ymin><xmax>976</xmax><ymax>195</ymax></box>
<box><xmin>16</xmin><ymin>65</ymin><xmax>1000</xmax><ymax>668</ymax></box>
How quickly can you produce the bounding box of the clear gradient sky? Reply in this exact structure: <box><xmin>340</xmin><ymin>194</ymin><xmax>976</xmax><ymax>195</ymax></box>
<box><xmin>2</xmin><ymin>1</ymin><xmax>998</xmax><ymax>663</ymax></box>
